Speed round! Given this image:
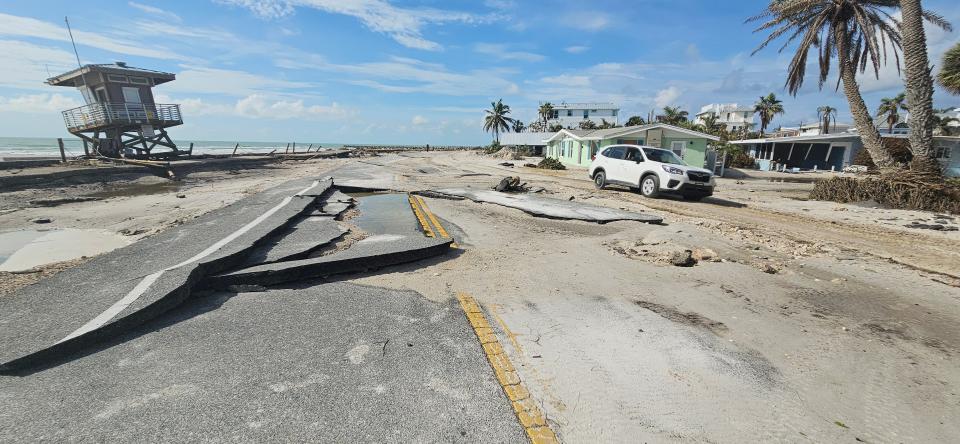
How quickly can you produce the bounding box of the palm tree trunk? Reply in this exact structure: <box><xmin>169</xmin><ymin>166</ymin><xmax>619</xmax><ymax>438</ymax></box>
<box><xmin>900</xmin><ymin>0</ymin><xmax>942</xmax><ymax>177</ymax></box>
<box><xmin>835</xmin><ymin>25</ymin><xmax>896</xmax><ymax>169</ymax></box>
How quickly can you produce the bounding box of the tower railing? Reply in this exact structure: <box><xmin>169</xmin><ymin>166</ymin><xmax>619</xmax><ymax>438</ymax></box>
<box><xmin>61</xmin><ymin>102</ymin><xmax>182</xmax><ymax>132</ymax></box>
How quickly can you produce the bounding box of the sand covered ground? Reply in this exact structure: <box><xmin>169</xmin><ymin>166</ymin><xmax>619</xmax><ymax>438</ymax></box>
<box><xmin>2</xmin><ymin>151</ymin><xmax>958</xmax><ymax>442</ymax></box>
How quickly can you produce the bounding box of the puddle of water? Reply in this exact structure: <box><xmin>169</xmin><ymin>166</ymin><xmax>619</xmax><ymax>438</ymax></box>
<box><xmin>85</xmin><ymin>181</ymin><xmax>183</xmax><ymax>199</ymax></box>
<box><xmin>0</xmin><ymin>229</ymin><xmax>130</xmax><ymax>271</ymax></box>
<box><xmin>350</xmin><ymin>193</ymin><xmax>420</xmax><ymax>236</ymax></box>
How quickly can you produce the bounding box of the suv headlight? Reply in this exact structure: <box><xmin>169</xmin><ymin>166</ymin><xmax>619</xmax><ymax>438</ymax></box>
<box><xmin>661</xmin><ymin>165</ymin><xmax>684</xmax><ymax>175</ymax></box>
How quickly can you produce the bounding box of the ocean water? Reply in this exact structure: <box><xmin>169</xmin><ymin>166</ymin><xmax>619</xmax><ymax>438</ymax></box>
<box><xmin>0</xmin><ymin>137</ymin><xmax>343</xmax><ymax>159</ymax></box>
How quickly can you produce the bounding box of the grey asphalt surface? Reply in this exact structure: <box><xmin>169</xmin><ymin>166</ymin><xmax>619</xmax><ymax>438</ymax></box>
<box><xmin>0</xmin><ymin>178</ymin><xmax>330</xmax><ymax>370</ymax></box>
<box><xmin>0</xmin><ymin>284</ymin><xmax>526</xmax><ymax>442</ymax></box>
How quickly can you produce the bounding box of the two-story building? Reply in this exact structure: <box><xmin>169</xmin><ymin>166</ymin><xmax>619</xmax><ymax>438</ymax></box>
<box><xmin>694</xmin><ymin>103</ymin><xmax>755</xmax><ymax>133</ymax></box>
<box><xmin>544</xmin><ymin>102</ymin><xmax>619</xmax><ymax>129</ymax></box>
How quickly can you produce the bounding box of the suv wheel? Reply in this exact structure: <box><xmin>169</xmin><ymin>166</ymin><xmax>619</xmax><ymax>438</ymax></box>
<box><xmin>593</xmin><ymin>171</ymin><xmax>607</xmax><ymax>189</ymax></box>
<box><xmin>640</xmin><ymin>175</ymin><xmax>660</xmax><ymax>198</ymax></box>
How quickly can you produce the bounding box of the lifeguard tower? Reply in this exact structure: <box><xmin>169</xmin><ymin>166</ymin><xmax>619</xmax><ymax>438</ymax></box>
<box><xmin>47</xmin><ymin>62</ymin><xmax>185</xmax><ymax>159</ymax></box>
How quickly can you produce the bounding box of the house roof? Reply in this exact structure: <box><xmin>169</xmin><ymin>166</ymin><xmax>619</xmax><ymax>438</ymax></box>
<box><xmin>46</xmin><ymin>63</ymin><xmax>176</xmax><ymax>87</ymax></box>
<box><xmin>546</xmin><ymin>123</ymin><xmax>721</xmax><ymax>142</ymax></box>
<box><xmin>731</xmin><ymin>132</ymin><xmax>960</xmax><ymax>144</ymax></box>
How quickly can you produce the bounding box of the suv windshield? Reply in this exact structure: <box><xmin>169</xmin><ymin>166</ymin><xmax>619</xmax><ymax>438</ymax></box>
<box><xmin>643</xmin><ymin>148</ymin><xmax>687</xmax><ymax>166</ymax></box>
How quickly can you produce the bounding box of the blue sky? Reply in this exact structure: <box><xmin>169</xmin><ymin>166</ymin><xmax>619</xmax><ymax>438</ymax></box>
<box><xmin>0</xmin><ymin>0</ymin><xmax>957</xmax><ymax>145</ymax></box>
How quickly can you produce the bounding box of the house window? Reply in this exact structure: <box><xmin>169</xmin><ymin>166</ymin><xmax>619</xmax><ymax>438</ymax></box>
<box><xmin>934</xmin><ymin>141</ymin><xmax>953</xmax><ymax>159</ymax></box>
<box><xmin>583</xmin><ymin>110</ymin><xmax>589</xmax><ymax>118</ymax></box>
<box><xmin>670</xmin><ymin>141</ymin><xmax>686</xmax><ymax>158</ymax></box>
<box><xmin>566</xmin><ymin>110</ymin><xmax>572</xmax><ymax>116</ymax></box>
<box><xmin>107</xmin><ymin>74</ymin><xmax>128</xmax><ymax>83</ymax></box>
<box><xmin>612</xmin><ymin>110</ymin><xmax>618</xmax><ymax>116</ymax></box>
<box><xmin>128</xmin><ymin>76</ymin><xmax>149</xmax><ymax>85</ymax></box>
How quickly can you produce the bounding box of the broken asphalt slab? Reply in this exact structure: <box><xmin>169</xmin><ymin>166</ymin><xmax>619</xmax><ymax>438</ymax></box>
<box><xmin>0</xmin><ymin>284</ymin><xmax>526</xmax><ymax>442</ymax></box>
<box><xmin>425</xmin><ymin>188</ymin><xmax>663</xmax><ymax>224</ymax></box>
<box><xmin>244</xmin><ymin>192</ymin><xmax>354</xmax><ymax>265</ymax></box>
<box><xmin>205</xmin><ymin>235</ymin><xmax>453</xmax><ymax>289</ymax></box>
<box><xmin>0</xmin><ymin>178</ymin><xmax>333</xmax><ymax>372</ymax></box>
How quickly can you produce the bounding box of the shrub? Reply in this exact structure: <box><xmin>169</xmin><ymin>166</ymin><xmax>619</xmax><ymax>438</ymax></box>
<box><xmin>483</xmin><ymin>141</ymin><xmax>502</xmax><ymax>154</ymax></box>
<box><xmin>811</xmin><ymin>175</ymin><xmax>960</xmax><ymax>214</ymax></box>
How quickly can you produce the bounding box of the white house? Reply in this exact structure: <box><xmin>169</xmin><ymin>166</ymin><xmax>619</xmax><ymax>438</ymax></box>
<box><xmin>695</xmin><ymin>103</ymin><xmax>755</xmax><ymax>133</ymax></box>
<box><xmin>544</xmin><ymin>102</ymin><xmax>619</xmax><ymax>129</ymax></box>
<box><xmin>771</xmin><ymin>122</ymin><xmax>854</xmax><ymax>137</ymax></box>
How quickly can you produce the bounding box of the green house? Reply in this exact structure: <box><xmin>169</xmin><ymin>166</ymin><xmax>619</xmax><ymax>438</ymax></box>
<box><xmin>544</xmin><ymin>123</ymin><xmax>720</xmax><ymax>168</ymax></box>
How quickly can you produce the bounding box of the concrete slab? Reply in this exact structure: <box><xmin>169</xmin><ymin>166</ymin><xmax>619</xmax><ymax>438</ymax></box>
<box><xmin>0</xmin><ymin>178</ymin><xmax>331</xmax><ymax>372</ymax></box>
<box><xmin>427</xmin><ymin>188</ymin><xmax>663</xmax><ymax>224</ymax></box>
<box><xmin>0</xmin><ymin>284</ymin><xmax>526</xmax><ymax>442</ymax></box>
<box><xmin>206</xmin><ymin>235</ymin><xmax>453</xmax><ymax>289</ymax></box>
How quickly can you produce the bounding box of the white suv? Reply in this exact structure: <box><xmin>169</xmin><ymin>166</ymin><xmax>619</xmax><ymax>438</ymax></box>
<box><xmin>588</xmin><ymin>145</ymin><xmax>715</xmax><ymax>200</ymax></box>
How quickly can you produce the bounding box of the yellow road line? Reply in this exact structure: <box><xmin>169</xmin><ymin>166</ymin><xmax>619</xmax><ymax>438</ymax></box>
<box><xmin>408</xmin><ymin>195</ymin><xmax>435</xmax><ymax>237</ymax></box>
<box><xmin>415</xmin><ymin>195</ymin><xmax>450</xmax><ymax>238</ymax></box>
<box><xmin>457</xmin><ymin>292</ymin><xmax>559</xmax><ymax>444</ymax></box>
<box><xmin>411</xmin><ymin>194</ymin><xmax>459</xmax><ymax>248</ymax></box>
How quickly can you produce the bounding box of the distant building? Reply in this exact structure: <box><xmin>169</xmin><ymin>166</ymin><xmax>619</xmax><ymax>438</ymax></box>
<box><xmin>937</xmin><ymin>107</ymin><xmax>960</xmax><ymax>127</ymax></box>
<box><xmin>731</xmin><ymin>132</ymin><xmax>960</xmax><ymax>176</ymax></box>
<box><xmin>544</xmin><ymin>123</ymin><xmax>720</xmax><ymax>169</ymax></box>
<box><xmin>543</xmin><ymin>102</ymin><xmax>619</xmax><ymax>129</ymax></box>
<box><xmin>770</xmin><ymin>122</ymin><xmax>854</xmax><ymax>137</ymax></box>
<box><xmin>694</xmin><ymin>103</ymin><xmax>755</xmax><ymax>133</ymax></box>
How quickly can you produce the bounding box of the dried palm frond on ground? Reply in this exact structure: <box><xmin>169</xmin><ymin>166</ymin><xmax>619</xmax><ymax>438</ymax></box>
<box><xmin>811</xmin><ymin>173</ymin><xmax>960</xmax><ymax>214</ymax></box>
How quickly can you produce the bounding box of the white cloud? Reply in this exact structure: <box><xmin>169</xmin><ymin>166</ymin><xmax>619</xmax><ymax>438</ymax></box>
<box><xmin>564</xmin><ymin>45</ymin><xmax>589</xmax><ymax>54</ymax></box>
<box><xmin>563</xmin><ymin>12</ymin><xmax>611</xmax><ymax>31</ymax></box>
<box><xmin>128</xmin><ymin>2</ymin><xmax>183</xmax><ymax>22</ymax></box>
<box><xmin>235</xmin><ymin>94</ymin><xmax>349</xmax><ymax>119</ymax></box>
<box><xmin>411</xmin><ymin>115</ymin><xmax>428</xmax><ymax>125</ymax></box>
<box><xmin>164</xmin><ymin>66</ymin><xmax>313</xmax><ymax>96</ymax></box>
<box><xmin>474</xmin><ymin>43</ymin><xmax>545</xmax><ymax>62</ymax></box>
<box><xmin>0</xmin><ymin>13</ymin><xmax>186</xmax><ymax>60</ymax></box>
<box><xmin>539</xmin><ymin>75</ymin><xmax>591</xmax><ymax>87</ymax></box>
<box><xmin>0</xmin><ymin>93</ymin><xmax>82</xmax><ymax>113</ymax></box>
<box><xmin>685</xmin><ymin>44</ymin><xmax>701</xmax><ymax>62</ymax></box>
<box><xmin>654</xmin><ymin>86</ymin><xmax>682</xmax><ymax>108</ymax></box>
<box><xmin>0</xmin><ymin>40</ymin><xmax>77</xmax><ymax>90</ymax></box>
<box><xmin>219</xmin><ymin>0</ymin><xmax>500</xmax><ymax>51</ymax></box>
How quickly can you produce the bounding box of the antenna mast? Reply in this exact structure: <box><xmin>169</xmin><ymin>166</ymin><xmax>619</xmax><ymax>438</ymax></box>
<box><xmin>64</xmin><ymin>16</ymin><xmax>91</xmax><ymax>103</ymax></box>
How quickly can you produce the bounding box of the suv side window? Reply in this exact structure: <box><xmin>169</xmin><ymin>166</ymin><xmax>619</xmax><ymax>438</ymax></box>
<box><xmin>624</xmin><ymin>147</ymin><xmax>643</xmax><ymax>162</ymax></box>
<box><xmin>604</xmin><ymin>146</ymin><xmax>626</xmax><ymax>159</ymax></box>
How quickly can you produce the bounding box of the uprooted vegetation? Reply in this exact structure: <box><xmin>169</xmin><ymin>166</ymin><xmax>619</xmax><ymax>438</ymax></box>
<box><xmin>534</xmin><ymin>157</ymin><xmax>566</xmax><ymax>170</ymax></box>
<box><xmin>811</xmin><ymin>175</ymin><xmax>960</xmax><ymax>214</ymax></box>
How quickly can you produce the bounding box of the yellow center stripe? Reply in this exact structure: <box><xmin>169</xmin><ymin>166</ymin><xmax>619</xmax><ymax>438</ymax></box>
<box><xmin>409</xmin><ymin>194</ymin><xmax>458</xmax><ymax>248</ymax></box>
<box><xmin>415</xmin><ymin>195</ymin><xmax>450</xmax><ymax>238</ymax></box>
<box><xmin>408</xmin><ymin>195</ymin><xmax>435</xmax><ymax>238</ymax></box>
<box><xmin>456</xmin><ymin>292</ymin><xmax>559</xmax><ymax>444</ymax></box>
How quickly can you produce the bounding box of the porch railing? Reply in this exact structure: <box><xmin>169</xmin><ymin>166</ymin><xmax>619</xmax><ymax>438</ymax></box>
<box><xmin>61</xmin><ymin>103</ymin><xmax>182</xmax><ymax>132</ymax></box>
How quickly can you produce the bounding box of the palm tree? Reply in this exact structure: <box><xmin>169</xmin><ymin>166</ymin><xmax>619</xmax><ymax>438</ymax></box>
<box><xmin>660</xmin><ymin>106</ymin><xmax>689</xmax><ymax>124</ymax></box>
<box><xmin>512</xmin><ymin>120</ymin><xmax>525</xmax><ymax>133</ymax></box>
<box><xmin>625</xmin><ymin>116</ymin><xmax>645</xmax><ymax>126</ymax></box>
<box><xmin>899</xmin><ymin>0</ymin><xmax>952</xmax><ymax>175</ymax></box>
<box><xmin>940</xmin><ymin>42</ymin><xmax>960</xmax><ymax>95</ymax></box>
<box><xmin>753</xmin><ymin>93</ymin><xmax>784</xmax><ymax>136</ymax></box>
<box><xmin>817</xmin><ymin>105</ymin><xmax>838</xmax><ymax>134</ymax></box>
<box><xmin>538</xmin><ymin>103</ymin><xmax>554</xmax><ymax>131</ymax></box>
<box><xmin>877</xmin><ymin>93</ymin><xmax>907</xmax><ymax>134</ymax></box>
<box><xmin>700</xmin><ymin>114</ymin><xmax>723</xmax><ymax>134</ymax></box>
<box><xmin>484</xmin><ymin>99</ymin><xmax>514</xmax><ymax>143</ymax></box>
<box><xmin>748</xmin><ymin>0</ymin><xmax>904</xmax><ymax>168</ymax></box>
<box><xmin>579</xmin><ymin>119</ymin><xmax>598</xmax><ymax>130</ymax></box>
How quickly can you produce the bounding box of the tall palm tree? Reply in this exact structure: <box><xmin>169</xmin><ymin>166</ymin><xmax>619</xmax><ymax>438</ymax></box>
<box><xmin>753</xmin><ymin>93</ymin><xmax>784</xmax><ymax>136</ymax></box>
<box><xmin>625</xmin><ymin>115</ymin><xmax>646</xmax><ymax>126</ymax></box>
<box><xmin>484</xmin><ymin>99</ymin><xmax>514</xmax><ymax>143</ymax></box>
<box><xmin>876</xmin><ymin>93</ymin><xmax>907</xmax><ymax>134</ymax></box>
<box><xmin>939</xmin><ymin>42</ymin><xmax>960</xmax><ymax>95</ymax></box>
<box><xmin>747</xmin><ymin>0</ymin><xmax>904</xmax><ymax>168</ymax></box>
<box><xmin>538</xmin><ymin>103</ymin><xmax>554</xmax><ymax>131</ymax></box>
<box><xmin>899</xmin><ymin>0</ymin><xmax>952</xmax><ymax>175</ymax></box>
<box><xmin>512</xmin><ymin>120</ymin><xmax>525</xmax><ymax>133</ymax></box>
<box><xmin>661</xmin><ymin>106</ymin><xmax>689</xmax><ymax>124</ymax></box>
<box><xmin>817</xmin><ymin>105</ymin><xmax>837</xmax><ymax>134</ymax></box>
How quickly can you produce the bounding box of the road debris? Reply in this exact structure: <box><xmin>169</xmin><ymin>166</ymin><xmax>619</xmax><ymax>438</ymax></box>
<box><xmin>493</xmin><ymin>176</ymin><xmax>530</xmax><ymax>193</ymax></box>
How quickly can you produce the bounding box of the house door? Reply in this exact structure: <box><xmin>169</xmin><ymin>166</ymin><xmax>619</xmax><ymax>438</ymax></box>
<box><xmin>671</xmin><ymin>141</ymin><xmax>686</xmax><ymax>159</ymax></box>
